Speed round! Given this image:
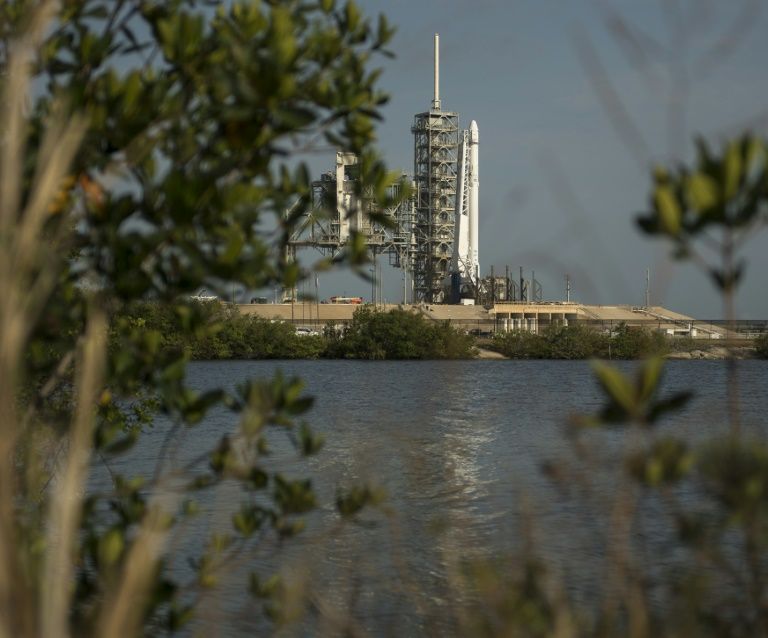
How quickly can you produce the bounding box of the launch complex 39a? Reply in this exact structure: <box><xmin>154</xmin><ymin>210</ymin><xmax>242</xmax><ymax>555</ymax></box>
<box><xmin>262</xmin><ymin>35</ymin><xmax>738</xmax><ymax>339</ymax></box>
<box><xmin>286</xmin><ymin>34</ymin><xmax>489</xmax><ymax>306</ymax></box>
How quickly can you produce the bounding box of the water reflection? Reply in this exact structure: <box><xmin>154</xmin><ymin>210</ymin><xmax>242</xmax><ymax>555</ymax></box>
<box><xmin>99</xmin><ymin>360</ymin><xmax>768</xmax><ymax>635</ymax></box>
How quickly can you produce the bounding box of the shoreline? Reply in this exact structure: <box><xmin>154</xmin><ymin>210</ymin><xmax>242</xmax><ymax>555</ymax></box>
<box><xmin>185</xmin><ymin>346</ymin><xmax>763</xmax><ymax>362</ymax></box>
<box><xmin>664</xmin><ymin>346</ymin><xmax>757</xmax><ymax>360</ymax></box>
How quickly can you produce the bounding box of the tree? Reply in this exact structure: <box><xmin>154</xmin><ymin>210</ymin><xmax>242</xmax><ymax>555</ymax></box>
<box><xmin>609</xmin><ymin>322</ymin><xmax>666</xmax><ymax>359</ymax></box>
<box><xmin>324</xmin><ymin>306</ymin><xmax>475</xmax><ymax>359</ymax></box>
<box><xmin>0</xmin><ymin>1</ymin><xmax>393</xmax><ymax>635</ymax></box>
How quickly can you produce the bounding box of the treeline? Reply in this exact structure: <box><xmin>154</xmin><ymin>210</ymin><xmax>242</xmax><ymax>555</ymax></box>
<box><xmin>111</xmin><ymin>303</ymin><xmax>768</xmax><ymax>361</ymax></box>
<box><xmin>110</xmin><ymin>302</ymin><xmax>476</xmax><ymax>360</ymax></box>
<box><xmin>490</xmin><ymin>323</ymin><xmax>668</xmax><ymax>359</ymax></box>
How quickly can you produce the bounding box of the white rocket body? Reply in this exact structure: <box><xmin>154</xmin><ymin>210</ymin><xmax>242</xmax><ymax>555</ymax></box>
<box><xmin>451</xmin><ymin>120</ymin><xmax>480</xmax><ymax>297</ymax></box>
<box><xmin>454</xmin><ymin>131</ymin><xmax>470</xmax><ymax>274</ymax></box>
<box><xmin>432</xmin><ymin>33</ymin><xmax>481</xmax><ymax>302</ymax></box>
<box><xmin>468</xmin><ymin>120</ymin><xmax>479</xmax><ymax>281</ymax></box>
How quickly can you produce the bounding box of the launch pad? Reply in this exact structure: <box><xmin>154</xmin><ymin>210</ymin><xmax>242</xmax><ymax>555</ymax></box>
<box><xmin>287</xmin><ymin>34</ymin><xmax>528</xmax><ymax>306</ymax></box>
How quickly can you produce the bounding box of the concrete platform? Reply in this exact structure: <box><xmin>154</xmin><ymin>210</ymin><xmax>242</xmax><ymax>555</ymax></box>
<box><xmin>235</xmin><ymin>302</ymin><xmax>725</xmax><ymax>337</ymax></box>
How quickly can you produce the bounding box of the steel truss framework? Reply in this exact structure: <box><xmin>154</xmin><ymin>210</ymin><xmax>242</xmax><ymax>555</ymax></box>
<box><xmin>411</xmin><ymin>109</ymin><xmax>459</xmax><ymax>303</ymax></box>
<box><xmin>286</xmin><ymin>152</ymin><xmax>417</xmax><ymax>301</ymax></box>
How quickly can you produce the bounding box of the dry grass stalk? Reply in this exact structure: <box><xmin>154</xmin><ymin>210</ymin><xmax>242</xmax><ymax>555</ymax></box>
<box><xmin>0</xmin><ymin>3</ymin><xmax>68</xmax><ymax>636</ymax></box>
<box><xmin>40</xmin><ymin>312</ymin><xmax>106</xmax><ymax>638</ymax></box>
<box><xmin>96</xmin><ymin>501</ymin><xmax>174</xmax><ymax>637</ymax></box>
<box><xmin>0</xmin><ymin>3</ymin><xmax>96</xmax><ymax>637</ymax></box>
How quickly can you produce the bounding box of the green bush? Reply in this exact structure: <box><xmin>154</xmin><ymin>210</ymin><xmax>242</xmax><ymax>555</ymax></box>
<box><xmin>112</xmin><ymin>301</ymin><xmax>325</xmax><ymax>360</ymax></box>
<box><xmin>491</xmin><ymin>323</ymin><xmax>667</xmax><ymax>359</ymax></box>
<box><xmin>541</xmin><ymin>324</ymin><xmax>608</xmax><ymax>359</ymax></box>
<box><xmin>489</xmin><ymin>329</ymin><xmax>540</xmax><ymax>359</ymax></box>
<box><xmin>492</xmin><ymin>324</ymin><xmax>606</xmax><ymax>359</ymax></box>
<box><xmin>325</xmin><ymin>306</ymin><xmax>475</xmax><ymax>359</ymax></box>
<box><xmin>608</xmin><ymin>322</ymin><xmax>667</xmax><ymax>358</ymax></box>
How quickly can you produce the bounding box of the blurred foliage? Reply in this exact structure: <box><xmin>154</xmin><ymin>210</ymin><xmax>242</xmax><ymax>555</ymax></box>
<box><xmin>455</xmin><ymin>134</ymin><xmax>768</xmax><ymax>637</ymax></box>
<box><xmin>637</xmin><ymin>134</ymin><xmax>768</xmax><ymax>294</ymax></box>
<box><xmin>323</xmin><ymin>305</ymin><xmax>476</xmax><ymax>359</ymax></box>
<box><xmin>551</xmin><ymin>353</ymin><xmax>768</xmax><ymax>636</ymax></box>
<box><xmin>1</xmin><ymin>0</ymin><xmax>394</xmax><ymax>635</ymax></box>
<box><xmin>522</xmin><ymin>132</ymin><xmax>768</xmax><ymax>637</ymax></box>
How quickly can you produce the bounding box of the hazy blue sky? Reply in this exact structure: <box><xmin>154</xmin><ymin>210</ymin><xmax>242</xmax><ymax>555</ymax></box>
<box><xmin>306</xmin><ymin>0</ymin><xmax>768</xmax><ymax>318</ymax></box>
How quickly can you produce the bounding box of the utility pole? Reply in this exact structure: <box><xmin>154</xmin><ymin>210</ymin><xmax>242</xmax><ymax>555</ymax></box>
<box><xmin>490</xmin><ymin>265</ymin><xmax>495</xmax><ymax>304</ymax></box>
<box><xmin>403</xmin><ymin>264</ymin><xmax>407</xmax><ymax>305</ymax></box>
<box><xmin>370</xmin><ymin>248</ymin><xmax>376</xmax><ymax>306</ymax></box>
<box><xmin>645</xmin><ymin>268</ymin><xmax>650</xmax><ymax>308</ymax></box>
<box><xmin>370</xmin><ymin>268</ymin><xmax>375</xmax><ymax>306</ymax></box>
<box><xmin>378</xmin><ymin>260</ymin><xmax>382</xmax><ymax>306</ymax></box>
<box><xmin>566</xmin><ymin>274</ymin><xmax>571</xmax><ymax>303</ymax></box>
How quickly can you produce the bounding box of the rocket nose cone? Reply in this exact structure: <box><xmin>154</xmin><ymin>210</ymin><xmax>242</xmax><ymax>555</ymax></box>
<box><xmin>470</xmin><ymin>120</ymin><xmax>479</xmax><ymax>143</ymax></box>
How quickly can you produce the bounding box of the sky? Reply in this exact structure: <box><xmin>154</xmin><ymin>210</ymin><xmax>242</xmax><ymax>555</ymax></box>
<box><xmin>301</xmin><ymin>0</ymin><xmax>768</xmax><ymax>319</ymax></box>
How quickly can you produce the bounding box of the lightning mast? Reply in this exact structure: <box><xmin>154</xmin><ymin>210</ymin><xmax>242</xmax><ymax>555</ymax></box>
<box><xmin>411</xmin><ymin>34</ymin><xmax>459</xmax><ymax>303</ymax></box>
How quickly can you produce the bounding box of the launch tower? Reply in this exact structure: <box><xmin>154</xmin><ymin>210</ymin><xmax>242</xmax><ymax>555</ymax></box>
<box><xmin>411</xmin><ymin>34</ymin><xmax>459</xmax><ymax>303</ymax></box>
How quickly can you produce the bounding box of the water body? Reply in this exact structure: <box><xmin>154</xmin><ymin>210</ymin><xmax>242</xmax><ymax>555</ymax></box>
<box><xmin>108</xmin><ymin>360</ymin><xmax>768</xmax><ymax>635</ymax></box>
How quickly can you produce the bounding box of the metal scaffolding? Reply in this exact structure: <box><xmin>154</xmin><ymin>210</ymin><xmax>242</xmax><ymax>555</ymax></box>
<box><xmin>411</xmin><ymin>109</ymin><xmax>459</xmax><ymax>303</ymax></box>
<box><xmin>409</xmin><ymin>33</ymin><xmax>460</xmax><ymax>303</ymax></box>
<box><xmin>287</xmin><ymin>34</ymin><xmax>467</xmax><ymax>305</ymax></box>
<box><xmin>286</xmin><ymin>152</ymin><xmax>416</xmax><ymax>302</ymax></box>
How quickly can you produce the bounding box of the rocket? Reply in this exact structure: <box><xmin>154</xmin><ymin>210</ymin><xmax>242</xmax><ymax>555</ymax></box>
<box><xmin>429</xmin><ymin>32</ymin><xmax>480</xmax><ymax>303</ymax></box>
<box><xmin>468</xmin><ymin>119</ymin><xmax>479</xmax><ymax>281</ymax></box>
<box><xmin>450</xmin><ymin>119</ymin><xmax>480</xmax><ymax>300</ymax></box>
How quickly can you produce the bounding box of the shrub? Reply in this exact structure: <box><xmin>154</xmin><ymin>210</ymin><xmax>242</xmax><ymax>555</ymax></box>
<box><xmin>540</xmin><ymin>324</ymin><xmax>608</xmax><ymax>359</ymax></box>
<box><xmin>492</xmin><ymin>324</ymin><xmax>607</xmax><ymax>359</ymax></box>
<box><xmin>608</xmin><ymin>322</ymin><xmax>667</xmax><ymax>359</ymax></box>
<box><xmin>325</xmin><ymin>306</ymin><xmax>475</xmax><ymax>359</ymax></box>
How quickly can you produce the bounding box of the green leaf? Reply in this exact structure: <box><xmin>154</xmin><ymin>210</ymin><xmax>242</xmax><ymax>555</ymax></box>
<box><xmin>168</xmin><ymin>603</ymin><xmax>195</xmax><ymax>631</ymax></box>
<box><xmin>98</xmin><ymin>528</ymin><xmax>124</xmax><ymax>567</ymax></box>
<box><xmin>273</xmin><ymin>475</ymin><xmax>316</xmax><ymax>514</ymax></box>
<box><xmin>336</xmin><ymin>484</ymin><xmax>385</xmax><ymax>517</ymax></box>
<box><xmin>654</xmin><ymin>185</ymin><xmax>682</xmax><ymax>235</ymax></box>
<box><xmin>250</xmin><ymin>573</ymin><xmax>282</xmax><ymax>599</ymax></box>
<box><xmin>297</xmin><ymin>423</ymin><xmax>324</xmax><ymax>456</ymax></box>
<box><xmin>686</xmin><ymin>173</ymin><xmax>719</xmax><ymax>213</ymax></box>
<box><xmin>592</xmin><ymin>361</ymin><xmax>636</xmax><ymax>414</ymax></box>
<box><xmin>745</xmin><ymin>135</ymin><xmax>765</xmax><ymax>171</ymax></box>
<box><xmin>724</xmin><ymin>140</ymin><xmax>743</xmax><ymax>200</ymax></box>
<box><xmin>637</xmin><ymin>356</ymin><xmax>664</xmax><ymax>403</ymax></box>
<box><xmin>647</xmin><ymin>391</ymin><xmax>693</xmax><ymax>424</ymax></box>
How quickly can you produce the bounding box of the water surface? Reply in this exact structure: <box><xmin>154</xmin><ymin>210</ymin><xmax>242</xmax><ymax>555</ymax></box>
<box><xmin>106</xmin><ymin>360</ymin><xmax>768</xmax><ymax>635</ymax></box>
